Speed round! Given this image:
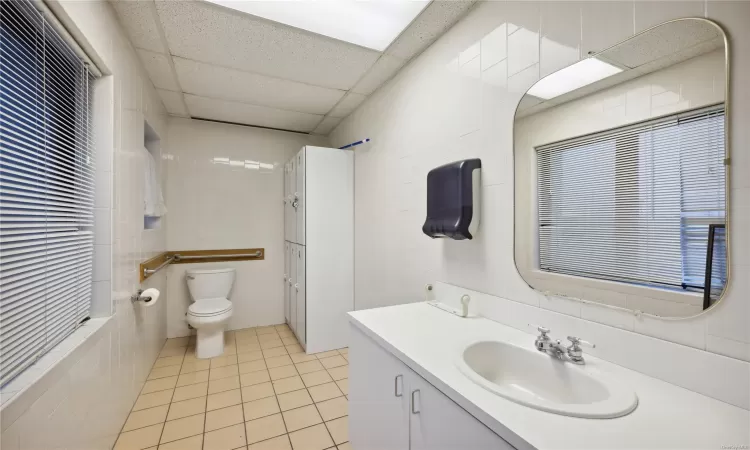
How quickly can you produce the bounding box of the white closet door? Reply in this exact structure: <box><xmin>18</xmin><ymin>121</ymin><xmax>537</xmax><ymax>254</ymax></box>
<box><xmin>284</xmin><ymin>241</ymin><xmax>290</xmax><ymax>324</ymax></box>
<box><xmin>288</xmin><ymin>160</ymin><xmax>297</xmax><ymax>243</ymax></box>
<box><xmin>296</xmin><ymin>245</ymin><xmax>306</xmax><ymax>346</ymax></box>
<box><xmin>296</xmin><ymin>149</ymin><xmax>306</xmax><ymax>245</ymax></box>
<box><xmin>283</xmin><ymin>163</ymin><xmax>289</xmax><ymax>241</ymax></box>
<box><xmin>289</xmin><ymin>243</ymin><xmax>297</xmax><ymax>333</ymax></box>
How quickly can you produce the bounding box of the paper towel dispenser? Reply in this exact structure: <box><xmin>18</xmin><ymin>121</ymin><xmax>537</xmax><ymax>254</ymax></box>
<box><xmin>422</xmin><ymin>158</ymin><xmax>481</xmax><ymax>240</ymax></box>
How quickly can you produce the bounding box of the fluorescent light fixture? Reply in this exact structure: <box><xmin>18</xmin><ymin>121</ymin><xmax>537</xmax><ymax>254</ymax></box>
<box><xmin>527</xmin><ymin>58</ymin><xmax>623</xmax><ymax>100</ymax></box>
<box><xmin>205</xmin><ymin>0</ymin><xmax>430</xmax><ymax>51</ymax></box>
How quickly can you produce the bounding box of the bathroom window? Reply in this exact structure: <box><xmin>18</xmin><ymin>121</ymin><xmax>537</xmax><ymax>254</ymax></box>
<box><xmin>0</xmin><ymin>0</ymin><xmax>95</xmax><ymax>385</ymax></box>
<box><xmin>537</xmin><ymin>106</ymin><xmax>726</xmax><ymax>296</ymax></box>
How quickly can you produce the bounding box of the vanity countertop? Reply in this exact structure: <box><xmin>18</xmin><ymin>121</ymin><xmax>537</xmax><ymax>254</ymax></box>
<box><xmin>348</xmin><ymin>302</ymin><xmax>749</xmax><ymax>450</ymax></box>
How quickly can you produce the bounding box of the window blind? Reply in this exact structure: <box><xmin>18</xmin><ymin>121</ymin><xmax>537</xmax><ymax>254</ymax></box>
<box><xmin>537</xmin><ymin>106</ymin><xmax>726</xmax><ymax>297</ymax></box>
<box><xmin>1</xmin><ymin>0</ymin><xmax>94</xmax><ymax>386</ymax></box>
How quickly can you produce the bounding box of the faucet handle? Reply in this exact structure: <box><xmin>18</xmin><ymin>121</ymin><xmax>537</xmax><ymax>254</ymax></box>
<box><xmin>567</xmin><ymin>336</ymin><xmax>595</xmax><ymax>349</ymax></box>
<box><xmin>528</xmin><ymin>324</ymin><xmax>550</xmax><ymax>337</ymax></box>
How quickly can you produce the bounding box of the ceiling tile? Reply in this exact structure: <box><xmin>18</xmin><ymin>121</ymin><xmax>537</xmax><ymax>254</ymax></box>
<box><xmin>387</xmin><ymin>1</ymin><xmax>476</xmax><ymax>60</ymax></box>
<box><xmin>137</xmin><ymin>49</ymin><xmax>180</xmax><ymax>91</ymax></box>
<box><xmin>154</xmin><ymin>1</ymin><xmax>382</xmax><ymax>90</ymax></box>
<box><xmin>111</xmin><ymin>0</ymin><xmax>166</xmax><ymax>53</ymax></box>
<box><xmin>157</xmin><ymin>90</ymin><xmax>188</xmax><ymax>117</ymax></box>
<box><xmin>327</xmin><ymin>93</ymin><xmax>368</xmax><ymax>118</ymax></box>
<box><xmin>312</xmin><ymin>116</ymin><xmax>343</xmax><ymax>136</ymax></box>
<box><xmin>351</xmin><ymin>54</ymin><xmax>406</xmax><ymax>95</ymax></box>
<box><xmin>173</xmin><ymin>57</ymin><xmax>346</xmax><ymax>115</ymax></box>
<box><xmin>184</xmin><ymin>94</ymin><xmax>323</xmax><ymax>132</ymax></box>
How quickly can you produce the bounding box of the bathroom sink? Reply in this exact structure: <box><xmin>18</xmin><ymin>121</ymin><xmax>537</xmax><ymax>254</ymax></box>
<box><xmin>456</xmin><ymin>341</ymin><xmax>637</xmax><ymax>418</ymax></box>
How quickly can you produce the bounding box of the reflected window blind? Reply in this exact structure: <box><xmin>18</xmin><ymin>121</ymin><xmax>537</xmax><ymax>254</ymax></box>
<box><xmin>537</xmin><ymin>107</ymin><xmax>725</xmax><ymax>293</ymax></box>
<box><xmin>1</xmin><ymin>0</ymin><xmax>94</xmax><ymax>386</ymax></box>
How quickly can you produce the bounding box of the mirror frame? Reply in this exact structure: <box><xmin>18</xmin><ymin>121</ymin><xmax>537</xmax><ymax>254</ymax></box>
<box><xmin>512</xmin><ymin>17</ymin><xmax>731</xmax><ymax>320</ymax></box>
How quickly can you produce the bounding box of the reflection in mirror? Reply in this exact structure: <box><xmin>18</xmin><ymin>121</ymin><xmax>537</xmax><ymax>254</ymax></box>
<box><xmin>514</xmin><ymin>19</ymin><xmax>728</xmax><ymax>318</ymax></box>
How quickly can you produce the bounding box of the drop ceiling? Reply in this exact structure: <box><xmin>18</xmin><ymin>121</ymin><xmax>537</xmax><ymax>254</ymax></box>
<box><xmin>111</xmin><ymin>0</ymin><xmax>476</xmax><ymax>135</ymax></box>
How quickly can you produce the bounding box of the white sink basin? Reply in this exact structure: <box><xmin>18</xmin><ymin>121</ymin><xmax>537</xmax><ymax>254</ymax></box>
<box><xmin>456</xmin><ymin>340</ymin><xmax>638</xmax><ymax>419</ymax></box>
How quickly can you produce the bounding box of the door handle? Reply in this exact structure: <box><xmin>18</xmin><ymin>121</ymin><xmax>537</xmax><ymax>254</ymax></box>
<box><xmin>394</xmin><ymin>375</ymin><xmax>403</xmax><ymax>397</ymax></box>
<box><xmin>411</xmin><ymin>389</ymin><xmax>421</xmax><ymax>414</ymax></box>
<box><xmin>294</xmin><ymin>283</ymin><xmax>299</xmax><ymax>291</ymax></box>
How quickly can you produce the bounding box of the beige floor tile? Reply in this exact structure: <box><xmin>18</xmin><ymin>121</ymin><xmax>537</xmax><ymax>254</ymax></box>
<box><xmin>173</xmin><ymin>382</ymin><xmax>208</xmax><ymax>402</ymax></box>
<box><xmin>167</xmin><ymin>396</ymin><xmax>206</xmax><ymax>421</ymax></box>
<box><xmin>241</xmin><ymin>382</ymin><xmax>275</xmax><ymax>401</ymax></box>
<box><xmin>141</xmin><ymin>376</ymin><xmax>178</xmax><ymax>394</ymax></box>
<box><xmin>114</xmin><ymin>423</ymin><xmax>163</xmax><ymax>450</ymax></box>
<box><xmin>276</xmin><ymin>389</ymin><xmax>313</xmax><ymax>411</ymax></box>
<box><xmin>223</xmin><ymin>345</ymin><xmax>238</xmax><ymax>356</ymax></box>
<box><xmin>157</xmin><ymin>435</ymin><xmax>202</xmax><ymax>450</ymax></box>
<box><xmin>273</xmin><ymin>376</ymin><xmax>305</xmax><ymax>395</ymax></box>
<box><xmin>335</xmin><ymin>379</ymin><xmax>348</xmax><ymax>396</ymax></box>
<box><xmin>205</xmin><ymin>404</ymin><xmax>244</xmax><ymax>432</ymax></box>
<box><xmin>262</xmin><ymin>347</ymin><xmax>288</xmax><ymax>358</ymax></box>
<box><xmin>153</xmin><ymin>356</ymin><xmax>184</xmax><ymax>368</ymax></box>
<box><xmin>203</xmin><ymin>423</ymin><xmax>247</xmax><ymax>450</ymax></box>
<box><xmin>258</xmin><ymin>333</ymin><xmax>281</xmax><ymax>343</ymax></box>
<box><xmin>243</xmin><ymin>396</ymin><xmax>280</xmax><ymax>420</ymax></box>
<box><xmin>269</xmin><ymin>365</ymin><xmax>298</xmax><ymax>381</ymax></box>
<box><xmin>288</xmin><ymin>423</ymin><xmax>334</xmax><ymax>450</ymax></box>
<box><xmin>337</xmin><ymin>442</ymin><xmax>352</xmax><ymax>450</ymax></box>
<box><xmin>315</xmin><ymin>396</ymin><xmax>348</xmax><ymax>421</ymax></box>
<box><xmin>163</xmin><ymin>337</ymin><xmax>190</xmax><ymax>348</ymax></box>
<box><xmin>247</xmin><ymin>435</ymin><xmax>292</xmax><ymax>450</ymax></box>
<box><xmin>319</xmin><ymin>356</ymin><xmax>347</xmax><ymax>369</ymax></box>
<box><xmin>256</xmin><ymin>326</ymin><xmax>277</xmax><ymax>335</ymax></box>
<box><xmin>209</xmin><ymin>375</ymin><xmax>241</xmax><ymax>394</ymax></box>
<box><xmin>325</xmin><ymin>416</ymin><xmax>348</xmax><ymax>445</ymax></box>
<box><xmin>210</xmin><ymin>364</ymin><xmax>240</xmax><ymax>380</ymax></box>
<box><xmin>308</xmin><ymin>383</ymin><xmax>342</xmax><ymax>403</ymax></box>
<box><xmin>241</xmin><ymin>370</ymin><xmax>271</xmax><ymax>387</ymax></box>
<box><xmin>180</xmin><ymin>359</ymin><xmax>210</xmax><ymax>374</ymax></box>
<box><xmin>312</xmin><ymin>350</ymin><xmax>339</xmax><ymax>359</ymax></box>
<box><xmin>207</xmin><ymin>388</ymin><xmax>243</xmax><ymax>411</ymax></box>
<box><xmin>280</xmin><ymin>336</ymin><xmax>298</xmax><ymax>346</ymax></box>
<box><xmin>159</xmin><ymin>347</ymin><xmax>186</xmax><ymax>358</ymax></box>
<box><xmin>122</xmin><ymin>405</ymin><xmax>169</xmax><ymax>432</ymax></box>
<box><xmin>237</xmin><ymin>335</ymin><xmax>260</xmax><ymax>345</ymax></box>
<box><xmin>261</xmin><ymin>339</ymin><xmax>285</xmax><ymax>350</ymax></box>
<box><xmin>301</xmin><ymin>370</ymin><xmax>333</xmax><ymax>388</ymax></box>
<box><xmin>290</xmin><ymin>353</ymin><xmax>318</xmax><ymax>364</ymax></box>
<box><xmin>245</xmin><ymin>413</ymin><xmax>288</xmax><ymax>445</ymax></box>
<box><xmin>176</xmin><ymin>370</ymin><xmax>209</xmax><ymax>387</ymax></box>
<box><xmin>294</xmin><ymin>360</ymin><xmax>324</xmax><ymax>374</ymax></box>
<box><xmin>337</xmin><ymin>348</ymin><xmax>348</xmax><ymax>355</ymax></box>
<box><xmin>160</xmin><ymin>413</ymin><xmax>204</xmax><ymax>444</ymax></box>
<box><xmin>282</xmin><ymin>404</ymin><xmax>322</xmax><ymax>432</ymax></box>
<box><xmin>326</xmin><ymin>366</ymin><xmax>348</xmax><ymax>381</ymax></box>
<box><xmin>265</xmin><ymin>355</ymin><xmax>293</xmax><ymax>368</ymax></box>
<box><xmin>278</xmin><ymin>330</ymin><xmax>294</xmax><ymax>338</ymax></box>
<box><xmin>211</xmin><ymin>354</ymin><xmax>238</xmax><ymax>368</ymax></box>
<box><xmin>285</xmin><ymin>344</ymin><xmax>304</xmax><ymax>354</ymax></box>
<box><xmin>148</xmin><ymin>365</ymin><xmax>181</xmax><ymax>380</ymax></box>
<box><xmin>239</xmin><ymin>359</ymin><xmax>267</xmax><ymax>374</ymax></box>
<box><xmin>133</xmin><ymin>390</ymin><xmax>174</xmax><ymax>411</ymax></box>
<box><xmin>238</xmin><ymin>350</ymin><xmax>265</xmax><ymax>363</ymax></box>
<box><xmin>235</xmin><ymin>328</ymin><xmax>258</xmax><ymax>337</ymax></box>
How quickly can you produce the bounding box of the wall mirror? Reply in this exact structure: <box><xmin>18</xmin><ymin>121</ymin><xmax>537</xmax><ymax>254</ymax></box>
<box><xmin>514</xmin><ymin>18</ymin><xmax>729</xmax><ymax>318</ymax></box>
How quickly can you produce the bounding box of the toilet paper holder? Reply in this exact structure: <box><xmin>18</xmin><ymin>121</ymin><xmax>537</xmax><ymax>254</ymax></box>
<box><xmin>131</xmin><ymin>289</ymin><xmax>155</xmax><ymax>303</ymax></box>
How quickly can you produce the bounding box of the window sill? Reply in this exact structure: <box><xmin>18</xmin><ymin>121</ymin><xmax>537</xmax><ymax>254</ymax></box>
<box><xmin>0</xmin><ymin>317</ymin><xmax>112</xmax><ymax>430</ymax></box>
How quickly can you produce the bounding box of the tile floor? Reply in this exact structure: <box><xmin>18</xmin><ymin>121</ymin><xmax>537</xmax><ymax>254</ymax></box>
<box><xmin>114</xmin><ymin>324</ymin><xmax>351</xmax><ymax>450</ymax></box>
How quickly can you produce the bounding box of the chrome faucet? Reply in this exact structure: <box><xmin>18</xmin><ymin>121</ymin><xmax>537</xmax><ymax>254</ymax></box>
<box><xmin>530</xmin><ymin>325</ymin><xmax>595</xmax><ymax>365</ymax></box>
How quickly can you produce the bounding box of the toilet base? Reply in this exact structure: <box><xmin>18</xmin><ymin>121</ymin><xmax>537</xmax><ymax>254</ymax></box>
<box><xmin>196</xmin><ymin>326</ymin><xmax>225</xmax><ymax>359</ymax></box>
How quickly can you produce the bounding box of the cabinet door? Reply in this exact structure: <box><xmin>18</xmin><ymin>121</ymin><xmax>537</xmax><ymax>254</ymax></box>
<box><xmin>289</xmin><ymin>159</ymin><xmax>297</xmax><ymax>243</ymax></box>
<box><xmin>284</xmin><ymin>242</ymin><xmax>290</xmax><ymax>324</ymax></box>
<box><xmin>349</xmin><ymin>326</ymin><xmax>410</xmax><ymax>450</ymax></box>
<box><xmin>409</xmin><ymin>374</ymin><xmax>514</xmax><ymax>450</ymax></box>
<box><xmin>289</xmin><ymin>243</ymin><xmax>297</xmax><ymax>333</ymax></box>
<box><xmin>295</xmin><ymin>149</ymin><xmax>305</xmax><ymax>245</ymax></box>
<box><xmin>295</xmin><ymin>245</ymin><xmax>306</xmax><ymax>346</ymax></box>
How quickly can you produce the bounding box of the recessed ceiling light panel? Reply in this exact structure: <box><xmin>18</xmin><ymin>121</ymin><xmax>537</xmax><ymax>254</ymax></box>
<box><xmin>527</xmin><ymin>58</ymin><xmax>623</xmax><ymax>100</ymax></box>
<box><xmin>205</xmin><ymin>0</ymin><xmax>431</xmax><ymax>51</ymax></box>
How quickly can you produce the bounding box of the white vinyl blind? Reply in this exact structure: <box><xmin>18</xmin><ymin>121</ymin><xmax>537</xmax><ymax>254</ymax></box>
<box><xmin>537</xmin><ymin>106</ymin><xmax>725</xmax><ymax>298</ymax></box>
<box><xmin>1</xmin><ymin>0</ymin><xmax>94</xmax><ymax>386</ymax></box>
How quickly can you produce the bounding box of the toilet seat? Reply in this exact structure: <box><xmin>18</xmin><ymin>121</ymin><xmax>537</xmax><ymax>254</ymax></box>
<box><xmin>188</xmin><ymin>298</ymin><xmax>232</xmax><ymax>317</ymax></box>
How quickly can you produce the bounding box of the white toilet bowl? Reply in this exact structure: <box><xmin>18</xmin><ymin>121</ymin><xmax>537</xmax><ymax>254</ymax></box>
<box><xmin>185</xmin><ymin>268</ymin><xmax>236</xmax><ymax>359</ymax></box>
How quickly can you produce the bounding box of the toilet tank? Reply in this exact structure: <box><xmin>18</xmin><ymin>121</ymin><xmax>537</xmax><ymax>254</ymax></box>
<box><xmin>186</xmin><ymin>267</ymin><xmax>236</xmax><ymax>301</ymax></box>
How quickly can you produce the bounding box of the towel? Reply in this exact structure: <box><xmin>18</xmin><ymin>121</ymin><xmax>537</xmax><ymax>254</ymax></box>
<box><xmin>144</xmin><ymin>149</ymin><xmax>167</xmax><ymax>217</ymax></box>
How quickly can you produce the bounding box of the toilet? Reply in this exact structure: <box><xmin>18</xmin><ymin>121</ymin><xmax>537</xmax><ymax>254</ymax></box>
<box><xmin>186</xmin><ymin>267</ymin><xmax>235</xmax><ymax>359</ymax></box>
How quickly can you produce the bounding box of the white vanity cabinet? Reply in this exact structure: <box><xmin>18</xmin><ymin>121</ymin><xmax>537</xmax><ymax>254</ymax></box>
<box><xmin>350</xmin><ymin>325</ymin><xmax>515</xmax><ymax>450</ymax></box>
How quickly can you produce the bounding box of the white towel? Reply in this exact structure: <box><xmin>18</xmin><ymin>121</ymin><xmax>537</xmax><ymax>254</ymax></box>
<box><xmin>144</xmin><ymin>149</ymin><xmax>167</xmax><ymax>217</ymax></box>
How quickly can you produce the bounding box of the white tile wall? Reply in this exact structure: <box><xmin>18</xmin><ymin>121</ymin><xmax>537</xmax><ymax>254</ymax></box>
<box><xmin>1</xmin><ymin>1</ymin><xmax>170</xmax><ymax>449</ymax></box>
<box><xmin>163</xmin><ymin>118</ymin><xmax>330</xmax><ymax>338</ymax></box>
<box><xmin>329</xmin><ymin>0</ymin><xmax>750</xmax><ymax>393</ymax></box>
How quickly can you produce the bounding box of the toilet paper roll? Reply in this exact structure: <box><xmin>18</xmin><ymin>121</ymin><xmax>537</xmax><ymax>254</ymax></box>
<box><xmin>140</xmin><ymin>288</ymin><xmax>160</xmax><ymax>306</ymax></box>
